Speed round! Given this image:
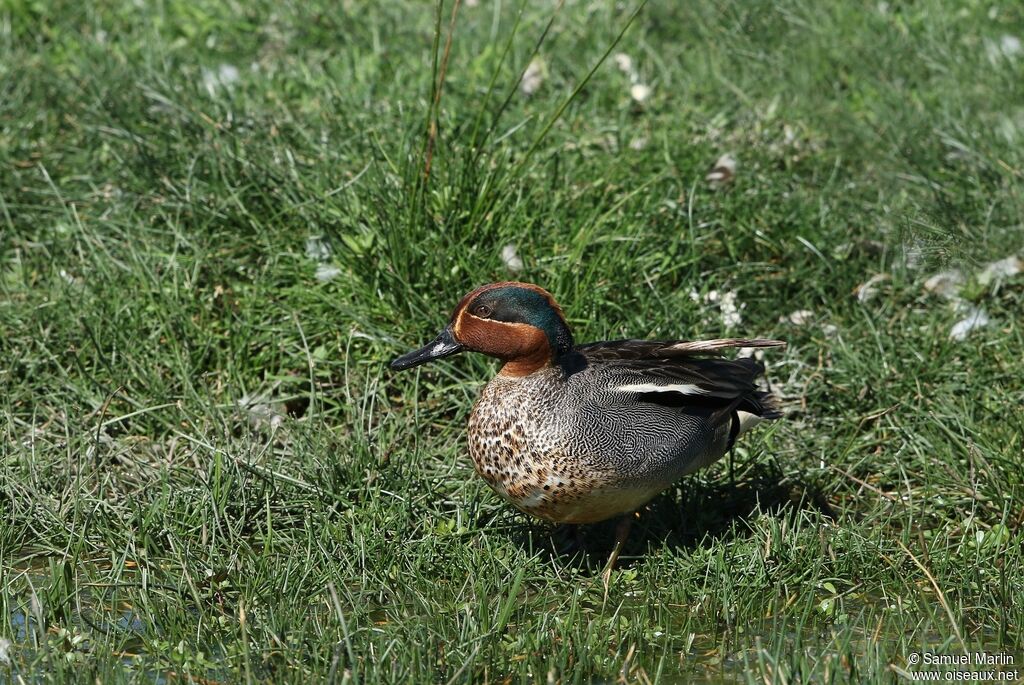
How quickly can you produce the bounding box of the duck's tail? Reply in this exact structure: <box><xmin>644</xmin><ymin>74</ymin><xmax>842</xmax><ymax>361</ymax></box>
<box><xmin>750</xmin><ymin>388</ymin><xmax>783</xmax><ymax>420</ymax></box>
<box><xmin>722</xmin><ymin>386</ymin><xmax>782</xmax><ymax>452</ymax></box>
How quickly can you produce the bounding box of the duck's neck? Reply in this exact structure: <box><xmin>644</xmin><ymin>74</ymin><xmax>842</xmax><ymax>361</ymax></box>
<box><xmin>500</xmin><ymin>353</ymin><xmax>553</xmax><ymax>377</ymax></box>
<box><xmin>499</xmin><ymin>341</ymin><xmax>575</xmax><ymax>378</ymax></box>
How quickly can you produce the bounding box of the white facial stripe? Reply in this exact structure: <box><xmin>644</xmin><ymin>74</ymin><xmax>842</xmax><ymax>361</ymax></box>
<box><xmin>615</xmin><ymin>382</ymin><xmax>709</xmax><ymax>395</ymax></box>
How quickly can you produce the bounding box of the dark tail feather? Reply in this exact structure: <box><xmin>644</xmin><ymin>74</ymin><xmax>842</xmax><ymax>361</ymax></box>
<box><xmin>710</xmin><ymin>388</ymin><xmax>782</xmax><ymax>431</ymax></box>
<box><xmin>753</xmin><ymin>389</ymin><xmax>783</xmax><ymax>420</ymax></box>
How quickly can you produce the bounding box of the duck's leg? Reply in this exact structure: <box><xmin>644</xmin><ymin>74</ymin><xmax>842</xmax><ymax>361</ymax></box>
<box><xmin>554</xmin><ymin>523</ymin><xmax>586</xmax><ymax>556</ymax></box>
<box><xmin>601</xmin><ymin>514</ymin><xmax>634</xmax><ymax>588</ymax></box>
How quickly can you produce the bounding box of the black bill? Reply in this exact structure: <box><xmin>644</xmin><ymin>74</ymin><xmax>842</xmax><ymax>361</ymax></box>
<box><xmin>390</xmin><ymin>326</ymin><xmax>464</xmax><ymax>371</ymax></box>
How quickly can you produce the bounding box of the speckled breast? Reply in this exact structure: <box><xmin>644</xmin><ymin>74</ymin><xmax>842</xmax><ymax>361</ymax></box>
<box><xmin>466</xmin><ymin>371</ymin><xmax>662</xmax><ymax>524</ymax></box>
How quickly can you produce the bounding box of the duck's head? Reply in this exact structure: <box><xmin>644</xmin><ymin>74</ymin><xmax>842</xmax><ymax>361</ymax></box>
<box><xmin>390</xmin><ymin>282</ymin><xmax>575</xmax><ymax>376</ymax></box>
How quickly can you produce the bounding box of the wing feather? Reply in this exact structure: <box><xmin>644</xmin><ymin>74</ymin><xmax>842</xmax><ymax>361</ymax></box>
<box><xmin>576</xmin><ymin>338</ymin><xmax>784</xmax><ymax>421</ymax></box>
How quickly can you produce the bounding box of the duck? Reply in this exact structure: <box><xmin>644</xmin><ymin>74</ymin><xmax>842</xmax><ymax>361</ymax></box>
<box><xmin>390</xmin><ymin>281</ymin><xmax>784</xmax><ymax>582</ymax></box>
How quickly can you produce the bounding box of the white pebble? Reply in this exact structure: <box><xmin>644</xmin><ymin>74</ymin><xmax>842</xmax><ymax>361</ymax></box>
<box><xmin>305</xmin><ymin>235</ymin><xmax>331</xmax><ymax>261</ymax></box>
<box><xmin>613</xmin><ymin>52</ymin><xmax>634</xmax><ymax>75</ymax></box>
<box><xmin>783</xmin><ymin>309</ymin><xmax>814</xmax><ymax>326</ymax></box>
<box><xmin>630</xmin><ymin>83</ymin><xmax>652</xmax><ymax>103</ymax></box>
<box><xmin>521</xmin><ymin>59</ymin><xmax>545</xmax><ymax>96</ymax></box>
<box><xmin>949</xmin><ymin>308</ymin><xmax>990</xmax><ymax>341</ymax></box>
<box><xmin>706</xmin><ymin>153</ymin><xmax>736</xmax><ymax>185</ymax></box>
<box><xmin>923</xmin><ymin>269</ymin><xmax>964</xmax><ymax>299</ymax></box>
<box><xmin>977</xmin><ymin>256</ymin><xmax>1022</xmax><ymax>286</ymax></box>
<box><xmin>856</xmin><ymin>273</ymin><xmax>889</xmax><ymax>303</ymax></box>
<box><xmin>501</xmin><ymin>244</ymin><xmax>524</xmax><ymax>273</ymax></box>
<box><xmin>315</xmin><ymin>264</ymin><xmax>341</xmax><ymax>282</ymax></box>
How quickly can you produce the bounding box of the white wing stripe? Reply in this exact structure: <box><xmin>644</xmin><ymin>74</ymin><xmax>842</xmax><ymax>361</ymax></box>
<box><xmin>615</xmin><ymin>382</ymin><xmax>710</xmax><ymax>396</ymax></box>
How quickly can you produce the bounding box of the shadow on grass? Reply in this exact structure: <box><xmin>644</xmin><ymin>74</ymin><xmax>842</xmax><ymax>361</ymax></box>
<box><xmin>496</xmin><ymin>459</ymin><xmax>837</xmax><ymax>576</ymax></box>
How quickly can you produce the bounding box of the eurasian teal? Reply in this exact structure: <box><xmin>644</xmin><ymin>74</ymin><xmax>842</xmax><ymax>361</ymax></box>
<box><xmin>391</xmin><ymin>282</ymin><xmax>784</xmax><ymax>579</ymax></box>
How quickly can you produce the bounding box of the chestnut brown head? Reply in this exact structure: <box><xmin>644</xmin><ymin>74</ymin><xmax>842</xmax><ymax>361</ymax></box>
<box><xmin>390</xmin><ymin>282</ymin><xmax>575</xmax><ymax>376</ymax></box>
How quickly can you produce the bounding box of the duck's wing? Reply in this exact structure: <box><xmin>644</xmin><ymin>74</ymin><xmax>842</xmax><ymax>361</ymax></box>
<box><xmin>576</xmin><ymin>338</ymin><xmax>785</xmax><ymax>421</ymax></box>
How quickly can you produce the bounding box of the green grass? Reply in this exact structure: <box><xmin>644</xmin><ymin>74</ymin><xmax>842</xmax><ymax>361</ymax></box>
<box><xmin>2</xmin><ymin>0</ymin><xmax>1023</xmax><ymax>682</ymax></box>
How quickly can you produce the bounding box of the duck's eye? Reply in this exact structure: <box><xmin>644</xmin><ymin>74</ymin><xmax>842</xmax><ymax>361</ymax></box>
<box><xmin>472</xmin><ymin>304</ymin><xmax>492</xmax><ymax>318</ymax></box>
